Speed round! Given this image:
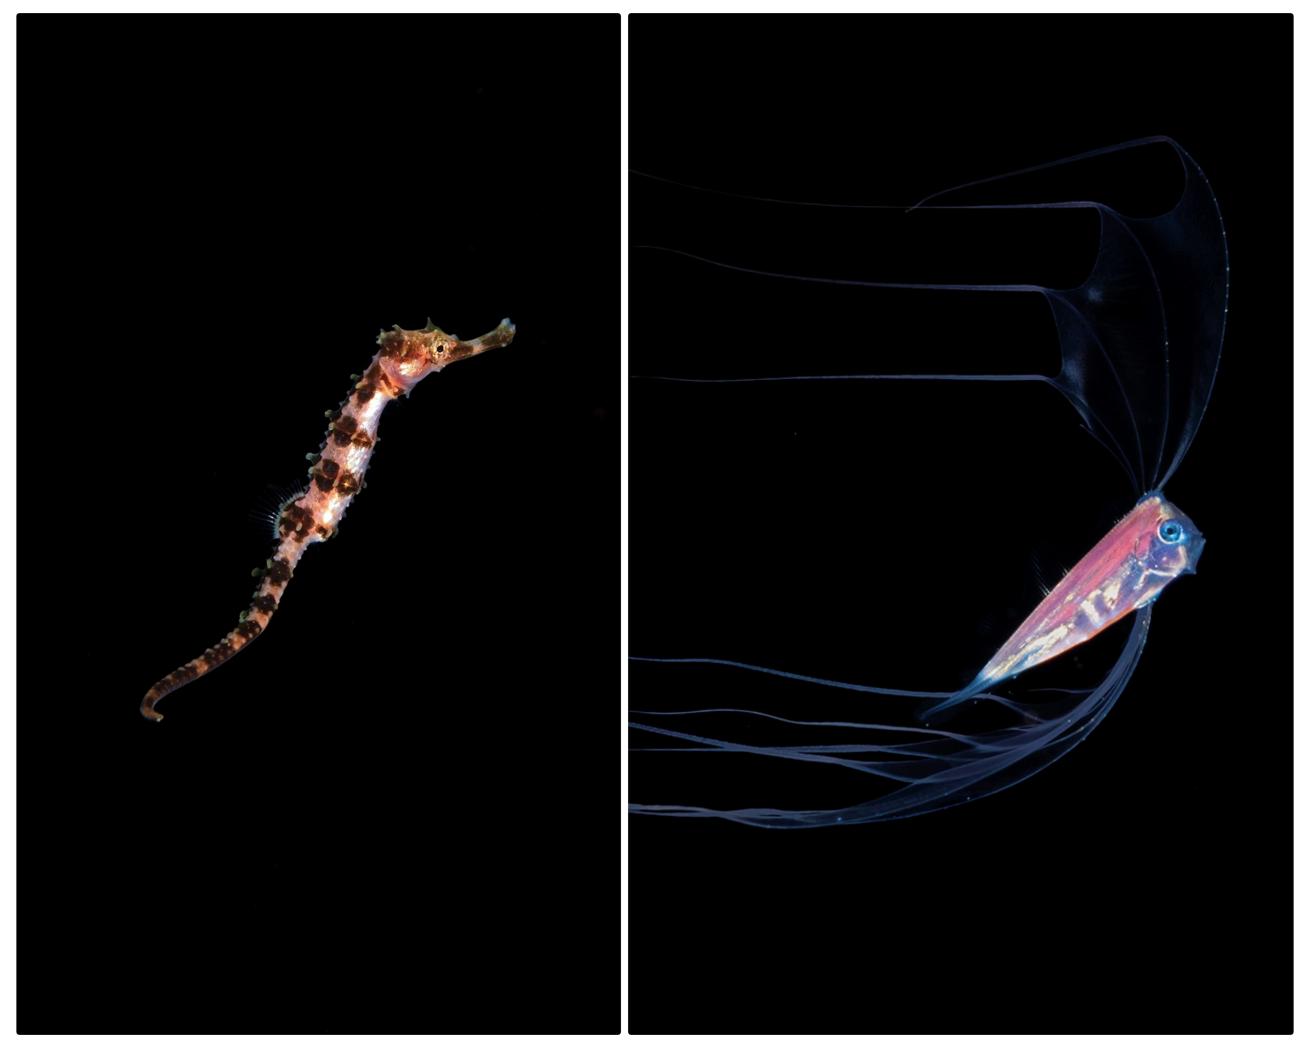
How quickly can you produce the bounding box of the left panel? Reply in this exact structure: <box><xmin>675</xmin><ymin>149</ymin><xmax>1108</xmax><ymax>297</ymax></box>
<box><xmin>18</xmin><ymin>12</ymin><xmax>619</xmax><ymax>1034</ymax></box>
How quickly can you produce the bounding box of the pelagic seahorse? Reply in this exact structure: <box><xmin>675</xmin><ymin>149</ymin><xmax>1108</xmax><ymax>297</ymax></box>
<box><xmin>140</xmin><ymin>317</ymin><xmax>516</xmax><ymax>722</ymax></box>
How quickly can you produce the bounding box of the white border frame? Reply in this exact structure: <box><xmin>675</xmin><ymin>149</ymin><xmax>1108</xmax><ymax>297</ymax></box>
<box><xmin>4</xmin><ymin>3</ymin><xmax>1304</xmax><ymax>1045</ymax></box>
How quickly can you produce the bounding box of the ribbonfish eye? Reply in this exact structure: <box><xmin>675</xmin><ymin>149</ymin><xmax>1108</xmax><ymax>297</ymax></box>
<box><xmin>1159</xmin><ymin>520</ymin><xmax>1185</xmax><ymax>543</ymax></box>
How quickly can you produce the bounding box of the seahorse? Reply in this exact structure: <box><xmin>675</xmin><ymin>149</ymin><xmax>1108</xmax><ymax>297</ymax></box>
<box><xmin>140</xmin><ymin>317</ymin><xmax>516</xmax><ymax>722</ymax></box>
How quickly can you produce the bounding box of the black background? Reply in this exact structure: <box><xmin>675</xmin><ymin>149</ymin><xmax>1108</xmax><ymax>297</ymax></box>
<box><xmin>21</xmin><ymin>15</ymin><xmax>616</xmax><ymax>1034</ymax></box>
<box><xmin>630</xmin><ymin>15</ymin><xmax>1289</xmax><ymax>1034</ymax></box>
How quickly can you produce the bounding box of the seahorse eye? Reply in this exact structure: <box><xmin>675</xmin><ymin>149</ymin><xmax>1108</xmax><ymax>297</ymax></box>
<box><xmin>1158</xmin><ymin>520</ymin><xmax>1184</xmax><ymax>543</ymax></box>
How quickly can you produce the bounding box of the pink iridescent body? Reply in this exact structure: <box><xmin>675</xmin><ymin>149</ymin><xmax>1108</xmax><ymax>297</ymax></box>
<box><xmin>949</xmin><ymin>494</ymin><xmax>1204</xmax><ymax>710</ymax></box>
<box><xmin>140</xmin><ymin>318</ymin><xmax>516</xmax><ymax>721</ymax></box>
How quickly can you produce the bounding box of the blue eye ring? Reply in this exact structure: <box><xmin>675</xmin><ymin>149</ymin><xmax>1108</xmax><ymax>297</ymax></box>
<box><xmin>1158</xmin><ymin>520</ymin><xmax>1184</xmax><ymax>543</ymax></box>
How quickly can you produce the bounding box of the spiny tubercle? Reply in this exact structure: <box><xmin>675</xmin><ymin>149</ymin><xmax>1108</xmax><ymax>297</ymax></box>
<box><xmin>140</xmin><ymin>318</ymin><xmax>516</xmax><ymax>721</ymax></box>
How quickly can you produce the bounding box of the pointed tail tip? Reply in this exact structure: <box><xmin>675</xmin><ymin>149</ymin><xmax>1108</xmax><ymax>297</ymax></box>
<box><xmin>917</xmin><ymin>697</ymin><xmax>956</xmax><ymax>723</ymax></box>
<box><xmin>140</xmin><ymin>698</ymin><xmax>164</xmax><ymax>722</ymax></box>
<box><xmin>918</xmin><ymin>674</ymin><xmax>991</xmax><ymax>723</ymax></box>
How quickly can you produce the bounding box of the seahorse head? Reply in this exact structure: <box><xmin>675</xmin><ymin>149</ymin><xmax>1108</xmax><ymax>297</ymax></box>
<box><xmin>375</xmin><ymin>318</ymin><xmax>516</xmax><ymax>392</ymax></box>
